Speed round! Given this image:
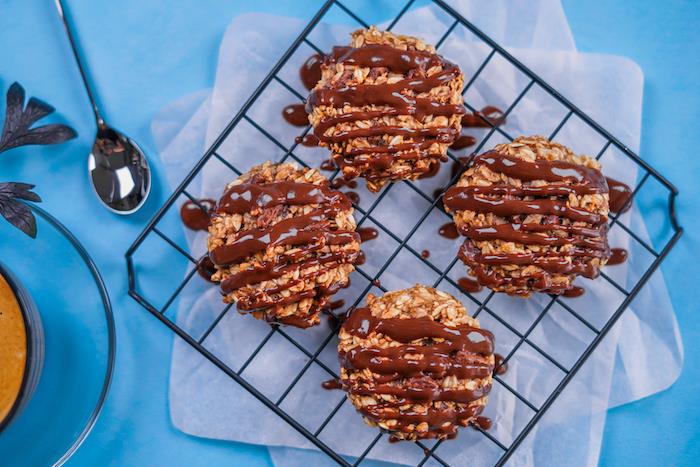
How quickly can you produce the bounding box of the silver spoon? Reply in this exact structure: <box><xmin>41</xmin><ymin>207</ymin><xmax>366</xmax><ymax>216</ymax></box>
<box><xmin>55</xmin><ymin>0</ymin><xmax>151</xmax><ymax>215</ymax></box>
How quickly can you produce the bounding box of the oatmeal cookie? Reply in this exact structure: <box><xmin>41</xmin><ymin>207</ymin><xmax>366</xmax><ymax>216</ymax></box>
<box><xmin>208</xmin><ymin>161</ymin><xmax>361</xmax><ymax>328</ymax></box>
<box><xmin>338</xmin><ymin>285</ymin><xmax>494</xmax><ymax>441</ymax></box>
<box><xmin>443</xmin><ymin>136</ymin><xmax>612</xmax><ymax>296</ymax></box>
<box><xmin>307</xmin><ymin>26</ymin><xmax>465</xmax><ymax>192</ymax></box>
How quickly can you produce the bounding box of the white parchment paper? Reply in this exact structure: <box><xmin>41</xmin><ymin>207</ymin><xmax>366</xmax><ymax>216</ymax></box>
<box><xmin>151</xmin><ymin>2</ymin><xmax>683</xmax><ymax>465</ymax></box>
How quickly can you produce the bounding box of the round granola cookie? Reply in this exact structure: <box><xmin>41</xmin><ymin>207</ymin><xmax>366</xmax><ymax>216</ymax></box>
<box><xmin>338</xmin><ymin>285</ymin><xmax>494</xmax><ymax>441</ymax></box>
<box><xmin>443</xmin><ymin>136</ymin><xmax>612</xmax><ymax>296</ymax></box>
<box><xmin>208</xmin><ymin>161</ymin><xmax>361</xmax><ymax>328</ymax></box>
<box><xmin>307</xmin><ymin>26</ymin><xmax>465</xmax><ymax>192</ymax></box>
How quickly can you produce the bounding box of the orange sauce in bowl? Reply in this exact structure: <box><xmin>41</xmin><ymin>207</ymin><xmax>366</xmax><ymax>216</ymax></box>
<box><xmin>0</xmin><ymin>272</ymin><xmax>26</xmax><ymax>425</ymax></box>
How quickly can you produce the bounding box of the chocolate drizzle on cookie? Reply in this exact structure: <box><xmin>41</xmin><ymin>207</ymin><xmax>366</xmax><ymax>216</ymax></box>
<box><xmin>444</xmin><ymin>146</ymin><xmax>612</xmax><ymax>295</ymax></box>
<box><xmin>307</xmin><ymin>36</ymin><xmax>465</xmax><ymax>189</ymax></box>
<box><xmin>339</xmin><ymin>306</ymin><xmax>494</xmax><ymax>439</ymax></box>
<box><xmin>210</xmin><ymin>176</ymin><xmax>360</xmax><ymax>328</ymax></box>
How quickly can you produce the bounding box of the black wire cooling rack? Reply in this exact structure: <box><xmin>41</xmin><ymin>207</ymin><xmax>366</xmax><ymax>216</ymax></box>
<box><xmin>126</xmin><ymin>0</ymin><xmax>683</xmax><ymax>465</ymax></box>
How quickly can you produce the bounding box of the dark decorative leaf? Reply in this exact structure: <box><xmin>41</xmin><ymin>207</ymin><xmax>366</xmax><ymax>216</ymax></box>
<box><xmin>0</xmin><ymin>182</ymin><xmax>41</xmax><ymax>238</ymax></box>
<box><xmin>0</xmin><ymin>82</ymin><xmax>78</xmax><ymax>153</ymax></box>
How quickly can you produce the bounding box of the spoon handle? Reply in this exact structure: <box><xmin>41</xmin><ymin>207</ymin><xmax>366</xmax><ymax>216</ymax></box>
<box><xmin>54</xmin><ymin>0</ymin><xmax>104</xmax><ymax>126</ymax></box>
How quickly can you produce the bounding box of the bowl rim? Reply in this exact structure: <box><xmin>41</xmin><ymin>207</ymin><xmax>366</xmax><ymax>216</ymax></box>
<box><xmin>0</xmin><ymin>205</ymin><xmax>116</xmax><ymax>466</ymax></box>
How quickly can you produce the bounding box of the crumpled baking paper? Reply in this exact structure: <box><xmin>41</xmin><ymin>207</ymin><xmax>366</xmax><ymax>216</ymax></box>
<box><xmin>150</xmin><ymin>1</ymin><xmax>683</xmax><ymax>465</ymax></box>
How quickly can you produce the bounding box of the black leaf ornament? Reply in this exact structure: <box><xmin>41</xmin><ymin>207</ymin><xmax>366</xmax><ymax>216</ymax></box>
<box><xmin>0</xmin><ymin>81</ymin><xmax>77</xmax><ymax>237</ymax></box>
<box><xmin>0</xmin><ymin>183</ymin><xmax>42</xmax><ymax>238</ymax></box>
<box><xmin>0</xmin><ymin>82</ymin><xmax>77</xmax><ymax>152</ymax></box>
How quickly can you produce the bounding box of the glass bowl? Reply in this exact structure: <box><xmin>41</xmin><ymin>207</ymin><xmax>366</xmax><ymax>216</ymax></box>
<box><xmin>0</xmin><ymin>206</ymin><xmax>115</xmax><ymax>465</ymax></box>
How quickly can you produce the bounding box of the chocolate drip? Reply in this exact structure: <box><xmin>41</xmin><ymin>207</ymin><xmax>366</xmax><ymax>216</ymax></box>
<box><xmin>320</xmin><ymin>159</ymin><xmax>336</xmax><ymax>171</ymax></box>
<box><xmin>282</xmin><ymin>104</ymin><xmax>309</xmax><ymax>127</ymax></box>
<box><xmin>210</xmin><ymin>207</ymin><xmax>358</xmax><ymax>266</ymax></box>
<box><xmin>451</xmin><ymin>135</ymin><xmax>476</xmax><ymax>150</ymax></box>
<box><xmin>328</xmin><ymin>44</ymin><xmax>442</xmax><ymax>72</ymax></box>
<box><xmin>421</xmin><ymin>249</ymin><xmax>430</xmax><ymax>259</ymax></box>
<box><xmin>330</xmin><ymin>178</ymin><xmax>357</xmax><ymax>190</ymax></box>
<box><xmin>493</xmin><ymin>354</ymin><xmax>508</xmax><ymax>375</ymax></box>
<box><xmin>607</xmin><ymin>248</ymin><xmax>628</xmax><ymax>265</ymax></box>
<box><xmin>180</xmin><ymin>199</ymin><xmax>216</xmax><ymax>231</ymax></box>
<box><xmin>295</xmin><ymin>134</ymin><xmax>320</xmax><ymax>147</ymax></box>
<box><xmin>307</xmin><ymin>43</ymin><xmax>464</xmax><ymax>179</ymax></box>
<box><xmin>460</xmin><ymin>223</ymin><xmax>608</xmax><ymax>250</ymax></box>
<box><xmin>361</xmin><ymin>399</ymin><xmax>484</xmax><ymax>438</ymax></box>
<box><xmin>341</xmin><ymin>342</ymin><xmax>493</xmax><ymax>380</ymax></box>
<box><xmin>470</xmin><ymin>152</ymin><xmax>608</xmax><ymax>192</ymax></box>
<box><xmin>196</xmin><ymin>255</ymin><xmax>217</xmax><ymax>283</ymax></box>
<box><xmin>606</xmin><ymin>177</ymin><xmax>633</xmax><ymax>213</ymax></box>
<box><xmin>438</xmin><ymin>222</ymin><xmax>460</xmax><ymax>239</ymax></box>
<box><xmin>418</xmin><ymin>161</ymin><xmax>440</xmax><ymax>179</ymax></box>
<box><xmin>459</xmin><ymin>241</ymin><xmax>604</xmax><ymax>278</ymax></box>
<box><xmin>217</xmin><ymin>181</ymin><xmax>349</xmax><ymax>215</ymax></box>
<box><xmin>457</xmin><ymin>277</ymin><xmax>482</xmax><ymax>294</ymax></box>
<box><xmin>472</xmin><ymin>416</ymin><xmax>493</xmax><ymax>431</ymax></box>
<box><xmin>445</xmin><ymin>189</ymin><xmax>605</xmax><ymax>225</ymax></box>
<box><xmin>462</xmin><ymin>106</ymin><xmax>505</xmax><ymax>127</ymax></box>
<box><xmin>345</xmin><ymin>191</ymin><xmax>360</xmax><ymax>204</ymax></box>
<box><xmin>563</xmin><ymin>286</ymin><xmax>585</xmax><ymax>298</ymax></box>
<box><xmin>358</xmin><ymin>227</ymin><xmax>379</xmax><ymax>242</ymax></box>
<box><xmin>343</xmin><ymin>307</ymin><xmax>493</xmax><ymax>353</ymax></box>
<box><xmin>322</xmin><ymin>378</ymin><xmax>343</xmax><ymax>390</ymax></box>
<box><xmin>300</xmin><ymin>53</ymin><xmax>323</xmax><ymax>90</ymax></box>
<box><xmin>351</xmin><ymin>381</ymin><xmax>490</xmax><ymax>404</ymax></box>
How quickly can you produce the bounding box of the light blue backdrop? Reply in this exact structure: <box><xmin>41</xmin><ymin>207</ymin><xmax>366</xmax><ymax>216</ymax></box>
<box><xmin>0</xmin><ymin>0</ymin><xmax>698</xmax><ymax>465</ymax></box>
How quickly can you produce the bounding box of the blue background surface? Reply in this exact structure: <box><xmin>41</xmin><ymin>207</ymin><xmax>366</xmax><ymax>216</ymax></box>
<box><xmin>0</xmin><ymin>0</ymin><xmax>698</xmax><ymax>465</ymax></box>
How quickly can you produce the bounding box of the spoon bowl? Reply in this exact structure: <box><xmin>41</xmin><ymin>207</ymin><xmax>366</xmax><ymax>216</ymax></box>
<box><xmin>56</xmin><ymin>0</ymin><xmax>151</xmax><ymax>214</ymax></box>
<box><xmin>88</xmin><ymin>125</ymin><xmax>150</xmax><ymax>214</ymax></box>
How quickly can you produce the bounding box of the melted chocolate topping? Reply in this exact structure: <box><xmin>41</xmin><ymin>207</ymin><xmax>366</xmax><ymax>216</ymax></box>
<box><xmin>196</xmin><ymin>255</ymin><xmax>217</xmax><ymax>283</ymax></box>
<box><xmin>451</xmin><ymin>134</ymin><xmax>477</xmax><ymax>150</ymax></box>
<box><xmin>300</xmin><ymin>53</ymin><xmax>324</xmax><ymax>91</ymax></box>
<box><xmin>295</xmin><ymin>134</ymin><xmax>320</xmax><ymax>147</ymax></box>
<box><xmin>358</xmin><ymin>227</ymin><xmax>379</xmax><ymax>242</ymax></box>
<box><xmin>282</xmin><ymin>104</ymin><xmax>309</xmax><ymax>127</ymax></box>
<box><xmin>322</xmin><ymin>378</ymin><xmax>343</xmax><ymax>390</ymax></box>
<box><xmin>211</xmin><ymin>180</ymin><xmax>358</xmax><ymax>324</ymax></box>
<box><xmin>180</xmin><ymin>199</ymin><xmax>216</xmax><ymax>231</ymax></box>
<box><xmin>320</xmin><ymin>159</ymin><xmax>336</xmax><ymax>171</ymax></box>
<box><xmin>307</xmin><ymin>43</ymin><xmax>465</xmax><ymax>180</ymax></box>
<box><xmin>461</xmin><ymin>106</ymin><xmax>506</xmax><ymax>127</ymax></box>
<box><xmin>345</xmin><ymin>191</ymin><xmax>360</xmax><ymax>205</ymax></box>
<box><xmin>563</xmin><ymin>286</ymin><xmax>585</xmax><ymax>298</ymax></box>
<box><xmin>340</xmin><ymin>307</ymin><xmax>495</xmax><ymax>437</ymax></box>
<box><xmin>472</xmin><ymin>416</ymin><xmax>493</xmax><ymax>431</ymax></box>
<box><xmin>444</xmin><ymin>149</ymin><xmax>611</xmax><ymax>294</ymax></box>
<box><xmin>438</xmin><ymin>222</ymin><xmax>460</xmax><ymax>240</ymax></box>
<box><xmin>421</xmin><ymin>249</ymin><xmax>430</xmax><ymax>259</ymax></box>
<box><xmin>493</xmin><ymin>353</ymin><xmax>508</xmax><ymax>376</ymax></box>
<box><xmin>607</xmin><ymin>247</ymin><xmax>628</xmax><ymax>265</ymax></box>
<box><xmin>457</xmin><ymin>277</ymin><xmax>482</xmax><ymax>294</ymax></box>
<box><xmin>330</xmin><ymin>177</ymin><xmax>358</xmax><ymax>190</ymax></box>
<box><xmin>418</xmin><ymin>161</ymin><xmax>440</xmax><ymax>179</ymax></box>
<box><xmin>606</xmin><ymin>177</ymin><xmax>633</xmax><ymax>213</ymax></box>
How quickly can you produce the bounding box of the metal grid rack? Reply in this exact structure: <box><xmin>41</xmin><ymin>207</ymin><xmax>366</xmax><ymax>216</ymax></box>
<box><xmin>125</xmin><ymin>0</ymin><xmax>683</xmax><ymax>465</ymax></box>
